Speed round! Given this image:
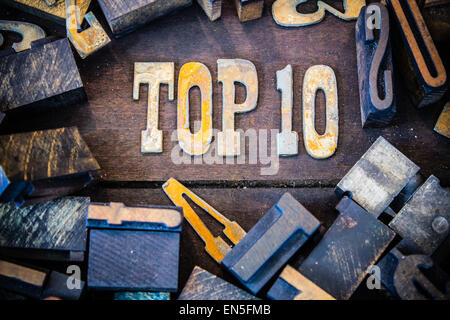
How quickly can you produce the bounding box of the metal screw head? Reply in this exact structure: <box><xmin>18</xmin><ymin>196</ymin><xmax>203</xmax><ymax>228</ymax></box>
<box><xmin>432</xmin><ymin>216</ymin><xmax>449</xmax><ymax>234</ymax></box>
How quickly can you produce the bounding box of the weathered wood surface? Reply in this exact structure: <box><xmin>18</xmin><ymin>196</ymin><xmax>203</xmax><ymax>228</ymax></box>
<box><xmin>0</xmin><ymin>37</ymin><xmax>85</xmax><ymax>113</ymax></box>
<box><xmin>97</xmin><ymin>0</ymin><xmax>192</xmax><ymax>37</ymax></box>
<box><xmin>1</xmin><ymin>1</ymin><xmax>448</xmax><ymax>185</ymax></box>
<box><xmin>0</xmin><ymin>197</ymin><xmax>89</xmax><ymax>261</ymax></box>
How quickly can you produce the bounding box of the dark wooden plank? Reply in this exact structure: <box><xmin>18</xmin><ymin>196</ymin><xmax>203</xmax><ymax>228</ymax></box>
<box><xmin>0</xmin><ymin>37</ymin><xmax>86</xmax><ymax>113</ymax></box>
<box><xmin>0</xmin><ymin>197</ymin><xmax>89</xmax><ymax>261</ymax></box>
<box><xmin>97</xmin><ymin>0</ymin><xmax>192</xmax><ymax>37</ymax></box>
<box><xmin>0</xmin><ymin>2</ymin><xmax>449</xmax><ymax>185</ymax></box>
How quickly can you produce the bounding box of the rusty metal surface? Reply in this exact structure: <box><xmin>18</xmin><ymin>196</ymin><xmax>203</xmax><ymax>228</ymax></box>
<box><xmin>377</xmin><ymin>248</ymin><xmax>450</xmax><ymax>300</ymax></box>
<box><xmin>267</xmin><ymin>265</ymin><xmax>335</xmax><ymax>300</ymax></box>
<box><xmin>387</xmin><ymin>0</ymin><xmax>448</xmax><ymax>108</ymax></box>
<box><xmin>88</xmin><ymin>202</ymin><xmax>182</xmax><ymax>230</ymax></box>
<box><xmin>389</xmin><ymin>175</ymin><xmax>450</xmax><ymax>255</ymax></box>
<box><xmin>272</xmin><ymin>0</ymin><xmax>365</xmax><ymax>27</ymax></box>
<box><xmin>66</xmin><ymin>0</ymin><xmax>111</xmax><ymax>59</ymax></box>
<box><xmin>335</xmin><ymin>136</ymin><xmax>420</xmax><ymax>217</ymax></box>
<box><xmin>434</xmin><ymin>102</ymin><xmax>450</xmax><ymax>138</ymax></box>
<box><xmin>302</xmin><ymin>65</ymin><xmax>338</xmax><ymax>160</ymax></box>
<box><xmin>0</xmin><ymin>20</ymin><xmax>45</xmax><ymax>52</ymax></box>
<box><xmin>133</xmin><ymin>62</ymin><xmax>175</xmax><ymax>154</ymax></box>
<box><xmin>217</xmin><ymin>59</ymin><xmax>258</xmax><ymax>156</ymax></box>
<box><xmin>177</xmin><ymin>62</ymin><xmax>213</xmax><ymax>156</ymax></box>
<box><xmin>277</xmin><ymin>65</ymin><xmax>298</xmax><ymax>156</ymax></box>
<box><xmin>355</xmin><ymin>3</ymin><xmax>396</xmax><ymax>127</ymax></box>
<box><xmin>163</xmin><ymin>178</ymin><xmax>246</xmax><ymax>263</ymax></box>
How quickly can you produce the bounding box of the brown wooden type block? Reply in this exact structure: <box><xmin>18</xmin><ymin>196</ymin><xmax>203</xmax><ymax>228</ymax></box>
<box><xmin>0</xmin><ymin>0</ymin><xmax>91</xmax><ymax>25</ymax></box>
<box><xmin>386</xmin><ymin>0</ymin><xmax>448</xmax><ymax>108</ymax></box>
<box><xmin>0</xmin><ymin>197</ymin><xmax>89</xmax><ymax>261</ymax></box>
<box><xmin>0</xmin><ymin>259</ymin><xmax>84</xmax><ymax>299</ymax></box>
<box><xmin>0</xmin><ymin>37</ymin><xmax>86</xmax><ymax>114</ymax></box>
<box><xmin>0</xmin><ymin>127</ymin><xmax>100</xmax><ymax>206</ymax></box>
<box><xmin>97</xmin><ymin>0</ymin><xmax>192</xmax><ymax>37</ymax></box>
<box><xmin>178</xmin><ymin>266</ymin><xmax>258</xmax><ymax>300</ymax></box>
<box><xmin>196</xmin><ymin>0</ymin><xmax>221</xmax><ymax>21</ymax></box>
<box><xmin>234</xmin><ymin>0</ymin><xmax>263</xmax><ymax>22</ymax></box>
<box><xmin>296</xmin><ymin>197</ymin><xmax>395</xmax><ymax>300</ymax></box>
<box><xmin>355</xmin><ymin>3</ymin><xmax>396</xmax><ymax>127</ymax></box>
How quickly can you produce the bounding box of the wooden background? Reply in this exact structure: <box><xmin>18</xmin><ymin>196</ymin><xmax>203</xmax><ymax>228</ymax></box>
<box><xmin>0</xmin><ymin>0</ymin><xmax>449</xmax><ymax>299</ymax></box>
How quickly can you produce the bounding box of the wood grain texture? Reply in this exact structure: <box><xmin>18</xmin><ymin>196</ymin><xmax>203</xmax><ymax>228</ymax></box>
<box><xmin>178</xmin><ymin>266</ymin><xmax>258</xmax><ymax>300</ymax></box>
<box><xmin>97</xmin><ymin>0</ymin><xmax>192</xmax><ymax>37</ymax></box>
<box><xmin>0</xmin><ymin>197</ymin><xmax>89</xmax><ymax>261</ymax></box>
<box><xmin>298</xmin><ymin>197</ymin><xmax>396</xmax><ymax>300</ymax></box>
<box><xmin>0</xmin><ymin>2</ymin><xmax>449</xmax><ymax>185</ymax></box>
<box><xmin>0</xmin><ymin>38</ymin><xmax>86</xmax><ymax>113</ymax></box>
<box><xmin>88</xmin><ymin>229</ymin><xmax>180</xmax><ymax>291</ymax></box>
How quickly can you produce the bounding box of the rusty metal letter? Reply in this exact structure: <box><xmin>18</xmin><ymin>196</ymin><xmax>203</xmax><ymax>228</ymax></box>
<box><xmin>134</xmin><ymin>62</ymin><xmax>174</xmax><ymax>154</ymax></box>
<box><xmin>217</xmin><ymin>59</ymin><xmax>258</xmax><ymax>157</ymax></box>
<box><xmin>177</xmin><ymin>62</ymin><xmax>213</xmax><ymax>156</ymax></box>
<box><xmin>272</xmin><ymin>0</ymin><xmax>365</xmax><ymax>27</ymax></box>
<box><xmin>0</xmin><ymin>20</ymin><xmax>46</xmax><ymax>52</ymax></box>
<box><xmin>66</xmin><ymin>0</ymin><xmax>110</xmax><ymax>59</ymax></box>
<box><xmin>277</xmin><ymin>65</ymin><xmax>298</xmax><ymax>157</ymax></box>
<box><xmin>302</xmin><ymin>65</ymin><xmax>338</xmax><ymax>159</ymax></box>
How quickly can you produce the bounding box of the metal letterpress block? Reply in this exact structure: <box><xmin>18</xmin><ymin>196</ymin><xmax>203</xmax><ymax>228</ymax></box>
<box><xmin>0</xmin><ymin>22</ymin><xmax>86</xmax><ymax>113</ymax></box>
<box><xmin>87</xmin><ymin>203</ymin><xmax>182</xmax><ymax>291</ymax></box>
<box><xmin>221</xmin><ymin>192</ymin><xmax>320</xmax><ymax>294</ymax></box>
<box><xmin>0</xmin><ymin>127</ymin><xmax>100</xmax><ymax>206</ymax></box>
<box><xmin>434</xmin><ymin>102</ymin><xmax>450</xmax><ymax>138</ymax></box>
<box><xmin>356</xmin><ymin>3</ymin><xmax>396</xmax><ymax>127</ymax></box>
<box><xmin>267</xmin><ymin>265</ymin><xmax>335</xmax><ymax>300</ymax></box>
<box><xmin>389</xmin><ymin>176</ymin><xmax>449</xmax><ymax>255</ymax></box>
<box><xmin>386</xmin><ymin>0</ymin><xmax>448</xmax><ymax>108</ymax></box>
<box><xmin>0</xmin><ymin>0</ymin><xmax>91</xmax><ymax>25</ymax></box>
<box><xmin>197</xmin><ymin>0</ymin><xmax>221</xmax><ymax>21</ymax></box>
<box><xmin>377</xmin><ymin>248</ymin><xmax>450</xmax><ymax>300</ymax></box>
<box><xmin>0</xmin><ymin>259</ymin><xmax>84</xmax><ymax>299</ymax></box>
<box><xmin>178</xmin><ymin>266</ymin><xmax>258</xmax><ymax>300</ymax></box>
<box><xmin>114</xmin><ymin>291</ymin><xmax>170</xmax><ymax>300</ymax></box>
<box><xmin>97</xmin><ymin>0</ymin><xmax>192</xmax><ymax>37</ymax></box>
<box><xmin>0</xmin><ymin>197</ymin><xmax>89</xmax><ymax>261</ymax></box>
<box><xmin>234</xmin><ymin>0</ymin><xmax>264</xmax><ymax>22</ymax></box>
<box><xmin>297</xmin><ymin>197</ymin><xmax>395</xmax><ymax>299</ymax></box>
<box><xmin>335</xmin><ymin>136</ymin><xmax>420</xmax><ymax>217</ymax></box>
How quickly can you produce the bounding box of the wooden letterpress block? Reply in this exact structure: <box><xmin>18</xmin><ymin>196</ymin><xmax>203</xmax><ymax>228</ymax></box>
<box><xmin>196</xmin><ymin>0</ymin><xmax>221</xmax><ymax>21</ymax></box>
<box><xmin>0</xmin><ymin>127</ymin><xmax>100</xmax><ymax>206</ymax></box>
<box><xmin>0</xmin><ymin>0</ymin><xmax>91</xmax><ymax>25</ymax></box>
<box><xmin>377</xmin><ymin>247</ymin><xmax>450</xmax><ymax>299</ymax></box>
<box><xmin>0</xmin><ymin>166</ymin><xmax>9</xmax><ymax>196</ymax></box>
<box><xmin>267</xmin><ymin>265</ymin><xmax>335</xmax><ymax>300</ymax></box>
<box><xmin>87</xmin><ymin>203</ymin><xmax>182</xmax><ymax>291</ymax></box>
<box><xmin>234</xmin><ymin>0</ymin><xmax>264</xmax><ymax>22</ymax></box>
<box><xmin>0</xmin><ymin>37</ymin><xmax>86</xmax><ymax>114</ymax></box>
<box><xmin>0</xmin><ymin>259</ymin><xmax>84</xmax><ymax>299</ymax></box>
<box><xmin>389</xmin><ymin>176</ymin><xmax>449</xmax><ymax>255</ymax></box>
<box><xmin>0</xmin><ymin>197</ymin><xmax>89</xmax><ymax>261</ymax></box>
<box><xmin>386</xmin><ymin>0</ymin><xmax>448</xmax><ymax>108</ymax></box>
<box><xmin>221</xmin><ymin>192</ymin><xmax>320</xmax><ymax>294</ymax></box>
<box><xmin>335</xmin><ymin>136</ymin><xmax>420</xmax><ymax>217</ymax></box>
<box><xmin>434</xmin><ymin>102</ymin><xmax>450</xmax><ymax>138</ymax></box>
<box><xmin>97</xmin><ymin>0</ymin><xmax>192</xmax><ymax>37</ymax></box>
<box><xmin>356</xmin><ymin>3</ymin><xmax>396</xmax><ymax>127</ymax></box>
<box><xmin>296</xmin><ymin>197</ymin><xmax>395</xmax><ymax>299</ymax></box>
<box><xmin>178</xmin><ymin>266</ymin><xmax>258</xmax><ymax>300</ymax></box>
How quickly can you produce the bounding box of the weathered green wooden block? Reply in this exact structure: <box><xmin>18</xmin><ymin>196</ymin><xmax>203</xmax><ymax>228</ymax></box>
<box><xmin>0</xmin><ymin>197</ymin><xmax>89</xmax><ymax>261</ymax></box>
